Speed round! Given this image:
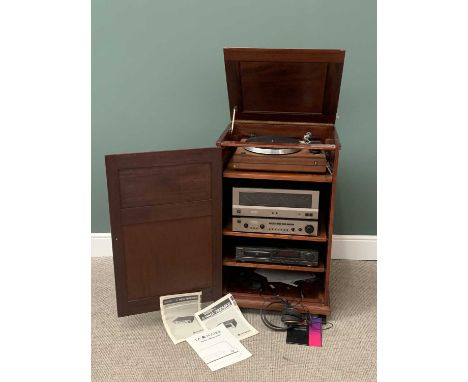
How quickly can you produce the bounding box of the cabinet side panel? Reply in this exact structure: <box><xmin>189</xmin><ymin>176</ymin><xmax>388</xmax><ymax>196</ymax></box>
<box><xmin>324</xmin><ymin>148</ymin><xmax>340</xmax><ymax>306</ymax></box>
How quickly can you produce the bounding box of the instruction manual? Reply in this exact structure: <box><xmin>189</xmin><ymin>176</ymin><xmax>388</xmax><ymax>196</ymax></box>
<box><xmin>186</xmin><ymin>324</ymin><xmax>252</xmax><ymax>371</ymax></box>
<box><xmin>194</xmin><ymin>293</ymin><xmax>258</xmax><ymax>341</ymax></box>
<box><xmin>160</xmin><ymin>291</ymin><xmax>204</xmax><ymax>344</ymax></box>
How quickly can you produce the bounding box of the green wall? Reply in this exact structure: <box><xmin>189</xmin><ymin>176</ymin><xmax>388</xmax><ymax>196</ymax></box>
<box><xmin>92</xmin><ymin>0</ymin><xmax>376</xmax><ymax>235</ymax></box>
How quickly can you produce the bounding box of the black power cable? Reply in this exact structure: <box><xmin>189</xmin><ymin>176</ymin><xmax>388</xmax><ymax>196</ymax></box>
<box><xmin>260</xmin><ymin>299</ymin><xmax>307</xmax><ymax>331</ymax></box>
<box><xmin>260</xmin><ymin>296</ymin><xmax>334</xmax><ymax>331</ymax></box>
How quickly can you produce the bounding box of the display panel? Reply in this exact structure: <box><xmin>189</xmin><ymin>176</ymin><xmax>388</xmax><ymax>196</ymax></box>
<box><xmin>239</xmin><ymin>192</ymin><xmax>312</xmax><ymax>208</ymax></box>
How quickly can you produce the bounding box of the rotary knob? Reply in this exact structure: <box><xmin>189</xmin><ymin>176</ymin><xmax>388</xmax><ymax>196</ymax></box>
<box><xmin>243</xmin><ymin>223</ymin><xmax>249</xmax><ymax>228</ymax></box>
<box><xmin>305</xmin><ymin>225</ymin><xmax>315</xmax><ymax>234</ymax></box>
<box><xmin>260</xmin><ymin>224</ymin><xmax>265</xmax><ymax>229</ymax></box>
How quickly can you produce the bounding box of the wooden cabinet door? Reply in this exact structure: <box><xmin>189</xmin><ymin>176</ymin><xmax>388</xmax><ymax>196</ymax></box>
<box><xmin>105</xmin><ymin>148</ymin><xmax>222</xmax><ymax>317</ymax></box>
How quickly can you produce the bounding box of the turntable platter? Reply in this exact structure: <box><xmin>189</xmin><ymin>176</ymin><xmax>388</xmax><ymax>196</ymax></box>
<box><xmin>245</xmin><ymin>136</ymin><xmax>301</xmax><ymax>155</ymax></box>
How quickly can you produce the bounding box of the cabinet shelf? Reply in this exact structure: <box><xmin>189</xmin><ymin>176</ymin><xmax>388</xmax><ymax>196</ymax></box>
<box><xmin>230</xmin><ymin>291</ymin><xmax>330</xmax><ymax>315</ymax></box>
<box><xmin>223</xmin><ymin>168</ymin><xmax>333</xmax><ymax>183</ymax></box>
<box><xmin>223</xmin><ymin>284</ymin><xmax>329</xmax><ymax>315</ymax></box>
<box><xmin>222</xmin><ymin>257</ymin><xmax>325</xmax><ymax>272</ymax></box>
<box><xmin>222</xmin><ymin>221</ymin><xmax>328</xmax><ymax>242</ymax></box>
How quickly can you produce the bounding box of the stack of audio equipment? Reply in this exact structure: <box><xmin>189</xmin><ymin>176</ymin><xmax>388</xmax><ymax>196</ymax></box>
<box><xmin>232</xmin><ymin>187</ymin><xmax>320</xmax><ymax>236</ymax></box>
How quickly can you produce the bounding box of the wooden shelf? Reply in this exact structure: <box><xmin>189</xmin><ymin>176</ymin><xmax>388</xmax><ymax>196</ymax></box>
<box><xmin>222</xmin><ymin>220</ymin><xmax>328</xmax><ymax>242</ymax></box>
<box><xmin>223</xmin><ymin>168</ymin><xmax>333</xmax><ymax>183</ymax></box>
<box><xmin>224</xmin><ymin>283</ymin><xmax>329</xmax><ymax>315</ymax></box>
<box><xmin>230</xmin><ymin>291</ymin><xmax>329</xmax><ymax>315</ymax></box>
<box><xmin>223</xmin><ymin>257</ymin><xmax>325</xmax><ymax>272</ymax></box>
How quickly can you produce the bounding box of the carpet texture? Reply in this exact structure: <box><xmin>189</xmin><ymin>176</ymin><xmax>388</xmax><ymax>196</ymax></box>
<box><xmin>92</xmin><ymin>258</ymin><xmax>376</xmax><ymax>382</ymax></box>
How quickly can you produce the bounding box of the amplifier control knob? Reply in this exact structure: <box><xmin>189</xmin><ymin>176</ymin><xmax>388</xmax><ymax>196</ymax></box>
<box><xmin>243</xmin><ymin>223</ymin><xmax>249</xmax><ymax>228</ymax></box>
<box><xmin>305</xmin><ymin>225</ymin><xmax>315</xmax><ymax>234</ymax></box>
<box><xmin>260</xmin><ymin>224</ymin><xmax>265</xmax><ymax>229</ymax></box>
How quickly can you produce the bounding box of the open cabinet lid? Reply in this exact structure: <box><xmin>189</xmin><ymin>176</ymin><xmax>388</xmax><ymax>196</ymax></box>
<box><xmin>224</xmin><ymin>48</ymin><xmax>345</xmax><ymax>124</ymax></box>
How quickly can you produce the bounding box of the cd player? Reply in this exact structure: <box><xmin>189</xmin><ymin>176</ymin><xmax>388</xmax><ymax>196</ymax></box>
<box><xmin>235</xmin><ymin>246</ymin><xmax>319</xmax><ymax>267</ymax></box>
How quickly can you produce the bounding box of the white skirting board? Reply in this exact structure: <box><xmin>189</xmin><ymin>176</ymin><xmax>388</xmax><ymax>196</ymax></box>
<box><xmin>91</xmin><ymin>233</ymin><xmax>376</xmax><ymax>260</ymax></box>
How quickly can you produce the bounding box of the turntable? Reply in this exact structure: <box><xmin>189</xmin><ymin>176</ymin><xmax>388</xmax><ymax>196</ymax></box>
<box><xmin>244</xmin><ymin>136</ymin><xmax>301</xmax><ymax>155</ymax></box>
<box><xmin>227</xmin><ymin>134</ymin><xmax>328</xmax><ymax>173</ymax></box>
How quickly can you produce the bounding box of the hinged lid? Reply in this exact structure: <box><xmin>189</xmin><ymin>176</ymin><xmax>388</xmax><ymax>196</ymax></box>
<box><xmin>224</xmin><ymin>48</ymin><xmax>345</xmax><ymax>124</ymax></box>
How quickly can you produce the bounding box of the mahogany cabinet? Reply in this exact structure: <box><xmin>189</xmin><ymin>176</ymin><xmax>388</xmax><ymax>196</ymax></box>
<box><xmin>105</xmin><ymin>48</ymin><xmax>345</xmax><ymax>317</ymax></box>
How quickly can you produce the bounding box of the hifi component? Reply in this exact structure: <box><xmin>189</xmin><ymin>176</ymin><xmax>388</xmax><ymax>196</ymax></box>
<box><xmin>235</xmin><ymin>246</ymin><xmax>319</xmax><ymax>267</ymax></box>
<box><xmin>233</xmin><ymin>187</ymin><xmax>319</xmax><ymax>220</ymax></box>
<box><xmin>244</xmin><ymin>136</ymin><xmax>301</xmax><ymax>155</ymax></box>
<box><xmin>228</xmin><ymin>136</ymin><xmax>328</xmax><ymax>173</ymax></box>
<box><xmin>233</xmin><ymin>217</ymin><xmax>318</xmax><ymax>236</ymax></box>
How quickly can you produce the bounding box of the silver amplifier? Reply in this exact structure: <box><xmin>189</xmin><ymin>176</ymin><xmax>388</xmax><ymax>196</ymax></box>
<box><xmin>233</xmin><ymin>217</ymin><xmax>318</xmax><ymax>236</ymax></box>
<box><xmin>232</xmin><ymin>187</ymin><xmax>319</xmax><ymax>220</ymax></box>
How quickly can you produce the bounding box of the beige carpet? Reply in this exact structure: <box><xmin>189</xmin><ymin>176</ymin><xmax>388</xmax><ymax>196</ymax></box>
<box><xmin>92</xmin><ymin>258</ymin><xmax>376</xmax><ymax>382</ymax></box>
